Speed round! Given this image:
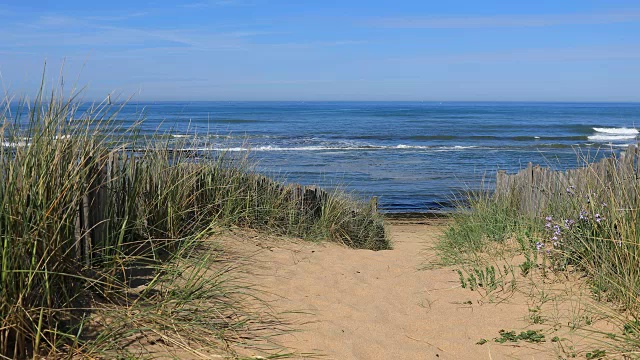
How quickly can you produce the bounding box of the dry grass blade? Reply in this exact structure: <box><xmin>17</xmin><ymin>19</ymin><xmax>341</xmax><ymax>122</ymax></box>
<box><xmin>0</xmin><ymin>72</ymin><xmax>388</xmax><ymax>359</ymax></box>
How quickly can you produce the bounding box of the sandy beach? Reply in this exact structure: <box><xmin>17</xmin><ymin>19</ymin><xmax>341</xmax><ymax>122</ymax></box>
<box><xmin>210</xmin><ymin>219</ymin><xmax>605</xmax><ymax>360</ymax></box>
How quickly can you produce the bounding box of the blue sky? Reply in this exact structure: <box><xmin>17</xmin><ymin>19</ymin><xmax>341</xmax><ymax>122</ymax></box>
<box><xmin>1</xmin><ymin>0</ymin><xmax>640</xmax><ymax>101</ymax></box>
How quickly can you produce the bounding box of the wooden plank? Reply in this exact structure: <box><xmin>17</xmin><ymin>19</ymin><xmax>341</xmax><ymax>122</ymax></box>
<box><xmin>495</xmin><ymin>170</ymin><xmax>507</xmax><ymax>198</ymax></box>
<box><xmin>82</xmin><ymin>193</ymin><xmax>91</xmax><ymax>267</ymax></box>
<box><xmin>370</xmin><ymin>196</ymin><xmax>378</xmax><ymax>214</ymax></box>
<box><xmin>74</xmin><ymin>203</ymin><xmax>82</xmax><ymax>261</ymax></box>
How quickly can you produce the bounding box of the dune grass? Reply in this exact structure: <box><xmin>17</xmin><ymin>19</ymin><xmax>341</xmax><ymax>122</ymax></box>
<box><xmin>0</xmin><ymin>79</ymin><xmax>388</xmax><ymax>359</ymax></box>
<box><xmin>440</xmin><ymin>150</ymin><xmax>640</xmax><ymax>355</ymax></box>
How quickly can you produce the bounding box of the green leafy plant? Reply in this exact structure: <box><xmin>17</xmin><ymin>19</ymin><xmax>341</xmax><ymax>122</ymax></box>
<box><xmin>519</xmin><ymin>252</ymin><xmax>537</xmax><ymax>277</ymax></box>
<box><xmin>494</xmin><ymin>329</ymin><xmax>545</xmax><ymax>344</ymax></box>
<box><xmin>528</xmin><ymin>306</ymin><xmax>545</xmax><ymax>324</ymax></box>
<box><xmin>585</xmin><ymin>349</ymin><xmax>606</xmax><ymax>359</ymax></box>
<box><xmin>457</xmin><ymin>265</ymin><xmax>509</xmax><ymax>293</ymax></box>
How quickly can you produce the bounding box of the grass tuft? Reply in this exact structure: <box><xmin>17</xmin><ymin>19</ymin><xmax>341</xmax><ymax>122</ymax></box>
<box><xmin>0</xmin><ymin>74</ymin><xmax>389</xmax><ymax>358</ymax></box>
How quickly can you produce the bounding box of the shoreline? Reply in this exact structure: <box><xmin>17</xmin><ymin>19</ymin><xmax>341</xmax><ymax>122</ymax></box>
<box><xmin>382</xmin><ymin>211</ymin><xmax>453</xmax><ymax>220</ymax></box>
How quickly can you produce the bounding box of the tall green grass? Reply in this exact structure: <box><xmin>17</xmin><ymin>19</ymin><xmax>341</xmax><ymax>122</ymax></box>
<box><xmin>442</xmin><ymin>151</ymin><xmax>640</xmax><ymax>353</ymax></box>
<box><xmin>0</xmin><ymin>80</ymin><xmax>388</xmax><ymax>358</ymax></box>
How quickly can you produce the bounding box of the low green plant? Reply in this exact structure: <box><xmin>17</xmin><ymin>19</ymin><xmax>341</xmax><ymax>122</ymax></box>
<box><xmin>623</xmin><ymin>320</ymin><xmax>640</xmax><ymax>336</ymax></box>
<box><xmin>519</xmin><ymin>252</ymin><xmax>537</xmax><ymax>277</ymax></box>
<box><xmin>494</xmin><ymin>329</ymin><xmax>545</xmax><ymax>344</ymax></box>
<box><xmin>457</xmin><ymin>269</ymin><xmax>467</xmax><ymax>289</ymax></box>
<box><xmin>585</xmin><ymin>349</ymin><xmax>606</xmax><ymax>359</ymax></box>
<box><xmin>457</xmin><ymin>264</ymin><xmax>512</xmax><ymax>293</ymax></box>
<box><xmin>528</xmin><ymin>306</ymin><xmax>545</xmax><ymax>324</ymax></box>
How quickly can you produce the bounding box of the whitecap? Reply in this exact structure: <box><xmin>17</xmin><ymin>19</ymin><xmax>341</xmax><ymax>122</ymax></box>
<box><xmin>587</xmin><ymin>134</ymin><xmax>637</xmax><ymax>141</ymax></box>
<box><xmin>593</xmin><ymin>127</ymin><xmax>639</xmax><ymax>135</ymax></box>
<box><xmin>395</xmin><ymin>144</ymin><xmax>430</xmax><ymax>149</ymax></box>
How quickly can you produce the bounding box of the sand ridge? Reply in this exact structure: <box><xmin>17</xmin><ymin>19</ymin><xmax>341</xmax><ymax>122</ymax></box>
<box><xmin>219</xmin><ymin>220</ymin><xmax>602</xmax><ymax>360</ymax></box>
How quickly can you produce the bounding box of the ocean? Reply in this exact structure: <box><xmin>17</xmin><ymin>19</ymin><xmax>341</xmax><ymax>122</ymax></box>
<box><xmin>79</xmin><ymin>101</ymin><xmax>640</xmax><ymax>212</ymax></box>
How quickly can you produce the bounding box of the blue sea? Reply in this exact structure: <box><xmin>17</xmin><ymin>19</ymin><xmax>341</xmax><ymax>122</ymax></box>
<box><xmin>112</xmin><ymin>102</ymin><xmax>640</xmax><ymax>212</ymax></box>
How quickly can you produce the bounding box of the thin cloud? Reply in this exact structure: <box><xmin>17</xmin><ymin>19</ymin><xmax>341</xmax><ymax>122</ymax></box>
<box><xmin>366</xmin><ymin>10</ymin><xmax>640</xmax><ymax>28</ymax></box>
<box><xmin>1</xmin><ymin>12</ymin><xmax>270</xmax><ymax>54</ymax></box>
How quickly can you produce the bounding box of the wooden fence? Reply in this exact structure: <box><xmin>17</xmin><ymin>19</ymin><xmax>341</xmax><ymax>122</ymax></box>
<box><xmin>494</xmin><ymin>144</ymin><xmax>639</xmax><ymax>216</ymax></box>
<box><xmin>73</xmin><ymin>150</ymin><xmax>381</xmax><ymax>266</ymax></box>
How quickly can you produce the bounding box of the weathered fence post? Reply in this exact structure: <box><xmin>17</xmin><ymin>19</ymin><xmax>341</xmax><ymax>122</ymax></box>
<box><xmin>495</xmin><ymin>144</ymin><xmax>640</xmax><ymax>217</ymax></box>
<box><xmin>370</xmin><ymin>196</ymin><xmax>378</xmax><ymax>214</ymax></box>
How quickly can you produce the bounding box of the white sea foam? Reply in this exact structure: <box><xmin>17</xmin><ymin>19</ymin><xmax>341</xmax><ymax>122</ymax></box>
<box><xmin>395</xmin><ymin>144</ymin><xmax>430</xmax><ymax>149</ymax></box>
<box><xmin>587</xmin><ymin>134</ymin><xmax>637</xmax><ymax>141</ymax></box>
<box><xmin>1</xmin><ymin>140</ymin><xmax>29</xmax><ymax>147</ymax></box>
<box><xmin>612</xmin><ymin>143</ymin><xmax>637</xmax><ymax>148</ymax></box>
<box><xmin>2</xmin><ymin>135</ymin><xmax>72</xmax><ymax>147</ymax></box>
<box><xmin>433</xmin><ymin>146</ymin><xmax>479</xmax><ymax>152</ymax></box>
<box><xmin>593</xmin><ymin>127</ymin><xmax>639</xmax><ymax>135</ymax></box>
<box><xmin>175</xmin><ymin>144</ymin><xmax>480</xmax><ymax>152</ymax></box>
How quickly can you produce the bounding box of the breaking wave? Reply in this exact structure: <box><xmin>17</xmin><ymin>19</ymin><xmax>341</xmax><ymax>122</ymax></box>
<box><xmin>593</xmin><ymin>127</ymin><xmax>639</xmax><ymax>135</ymax></box>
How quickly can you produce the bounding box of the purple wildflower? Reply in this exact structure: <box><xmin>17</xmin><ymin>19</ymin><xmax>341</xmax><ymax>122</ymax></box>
<box><xmin>564</xmin><ymin>219</ymin><xmax>575</xmax><ymax>229</ymax></box>
<box><xmin>536</xmin><ymin>241</ymin><xmax>545</xmax><ymax>251</ymax></box>
<box><xmin>545</xmin><ymin>215</ymin><xmax>553</xmax><ymax>229</ymax></box>
<box><xmin>595</xmin><ymin>213</ymin><xmax>602</xmax><ymax>223</ymax></box>
<box><xmin>579</xmin><ymin>210</ymin><xmax>588</xmax><ymax>221</ymax></box>
<box><xmin>553</xmin><ymin>225</ymin><xmax>561</xmax><ymax>236</ymax></box>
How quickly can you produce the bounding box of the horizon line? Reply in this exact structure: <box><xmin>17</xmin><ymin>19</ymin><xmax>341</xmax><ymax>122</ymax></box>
<box><xmin>97</xmin><ymin>99</ymin><xmax>640</xmax><ymax>104</ymax></box>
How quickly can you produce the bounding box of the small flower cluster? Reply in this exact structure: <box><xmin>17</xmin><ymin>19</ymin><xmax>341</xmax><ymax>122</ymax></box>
<box><xmin>539</xmin><ymin>206</ymin><xmax>611</xmax><ymax>255</ymax></box>
<box><xmin>595</xmin><ymin>213</ymin><xmax>603</xmax><ymax>223</ymax></box>
<box><xmin>564</xmin><ymin>219</ymin><xmax>575</xmax><ymax>229</ymax></box>
<box><xmin>579</xmin><ymin>210</ymin><xmax>588</xmax><ymax>221</ymax></box>
<box><xmin>578</xmin><ymin>209</ymin><xmax>605</xmax><ymax>223</ymax></box>
<box><xmin>538</xmin><ymin>215</ymin><xmax>566</xmax><ymax>252</ymax></box>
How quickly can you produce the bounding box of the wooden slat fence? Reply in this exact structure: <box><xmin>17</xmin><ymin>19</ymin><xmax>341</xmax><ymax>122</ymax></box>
<box><xmin>73</xmin><ymin>148</ymin><xmax>381</xmax><ymax>266</ymax></box>
<box><xmin>494</xmin><ymin>144</ymin><xmax>639</xmax><ymax>216</ymax></box>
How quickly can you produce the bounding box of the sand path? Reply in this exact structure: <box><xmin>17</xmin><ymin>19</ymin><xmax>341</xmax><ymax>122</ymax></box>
<box><xmin>226</xmin><ymin>220</ymin><xmax>578</xmax><ymax>359</ymax></box>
